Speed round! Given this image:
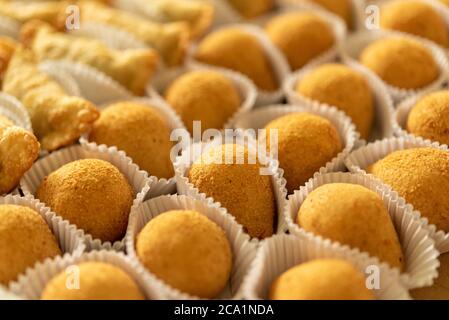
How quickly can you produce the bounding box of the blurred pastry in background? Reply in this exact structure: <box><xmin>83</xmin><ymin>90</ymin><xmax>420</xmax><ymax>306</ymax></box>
<box><xmin>227</xmin><ymin>0</ymin><xmax>274</xmax><ymax>19</ymax></box>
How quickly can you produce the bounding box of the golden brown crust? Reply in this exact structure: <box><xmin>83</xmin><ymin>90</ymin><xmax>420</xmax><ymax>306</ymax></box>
<box><xmin>41</xmin><ymin>262</ymin><xmax>145</xmax><ymax>300</ymax></box>
<box><xmin>1</xmin><ymin>46</ymin><xmax>99</xmax><ymax>151</ymax></box>
<box><xmin>360</xmin><ymin>38</ymin><xmax>439</xmax><ymax>90</ymax></box>
<box><xmin>304</xmin><ymin>0</ymin><xmax>353</xmax><ymax>28</ymax></box>
<box><xmin>20</xmin><ymin>20</ymin><xmax>159</xmax><ymax>95</ymax></box>
<box><xmin>265</xmin><ymin>113</ymin><xmax>342</xmax><ymax>193</ymax></box>
<box><xmin>188</xmin><ymin>144</ymin><xmax>276</xmax><ymax>239</ymax></box>
<box><xmin>136</xmin><ymin>210</ymin><xmax>232</xmax><ymax>298</ymax></box>
<box><xmin>227</xmin><ymin>0</ymin><xmax>274</xmax><ymax>19</ymax></box>
<box><xmin>298</xmin><ymin>183</ymin><xmax>404</xmax><ymax>270</ymax></box>
<box><xmin>368</xmin><ymin>147</ymin><xmax>449</xmax><ymax>232</ymax></box>
<box><xmin>296</xmin><ymin>64</ymin><xmax>374</xmax><ymax>139</ymax></box>
<box><xmin>265</xmin><ymin>12</ymin><xmax>334</xmax><ymax>70</ymax></box>
<box><xmin>0</xmin><ymin>1</ymin><xmax>69</xmax><ymax>27</ymax></box>
<box><xmin>195</xmin><ymin>27</ymin><xmax>277</xmax><ymax>91</ymax></box>
<box><xmin>381</xmin><ymin>1</ymin><xmax>449</xmax><ymax>48</ymax></box>
<box><xmin>0</xmin><ymin>204</ymin><xmax>61</xmax><ymax>285</ymax></box>
<box><xmin>164</xmin><ymin>70</ymin><xmax>241</xmax><ymax>134</ymax></box>
<box><xmin>36</xmin><ymin>159</ymin><xmax>134</xmax><ymax>242</ymax></box>
<box><xmin>89</xmin><ymin>102</ymin><xmax>174</xmax><ymax>179</ymax></box>
<box><xmin>270</xmin><ymin>259</ymin><xmax>374</xmax><ymax>300</ymax></box>
<box><xmin>0</xmin><ymin>115</ymin><xmax>39</xmax><ymax>195</ymax></box>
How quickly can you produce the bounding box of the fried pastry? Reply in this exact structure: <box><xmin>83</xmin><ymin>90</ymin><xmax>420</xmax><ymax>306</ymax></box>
<box><xmin>0</xmin><ymin>115</ymin><xmax>39</xmax><ymax>195</ymax></box>
<box><xmin>0</xmin><ymin>40</ymin><xmax>99</xmax><ymax>151</ymax></box>
<box><xmin>227</xmin><ymin>0</ymin><xmax>274</xmax><ymax>19</ymax></box>
<box><xmin>118</xmin><ymin>0</ymin><xmax>214</xmax><ymax>39</ymax></box>
<box><xmin>63</xmin><ymin>1</ymin><xmax>189</xmax><ymax>67</ymax></box>
<box><xmin>21</xmin><ymin>20</ymin><xmax>158</xmax><ymax>95</ymax></box>
<box><xmin>0</xmin><ymin>0</ymin><xmax>68</xmax><ymax>26</ymax></box>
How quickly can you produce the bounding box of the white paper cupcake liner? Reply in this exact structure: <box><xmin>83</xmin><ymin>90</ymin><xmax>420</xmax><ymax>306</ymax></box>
<box><xmin>126</xmin><ymin>194</ymin><xmax>258</xmax><ymax>300</ymax></box>
<box><xmin>147</xmin><ymin>63</ymin><xmax>257</xmax><ymax>132</ymax></box>
<box><xmin>0</xmin><ymin>285</ymin><xmax>22</xmax><ymax>300</ymax></box>
<box><xmin>188</xmin><ymin>23</ymin><xmax>291</xmax><ymax>107</ymax></box>
<box><xmin>0</xmin><ymin>92</ymin><xmax>32</xmax><ymax>132</ymax></box>
<box><xmin>345</xmin><ymin>136</ymin><xmax>449</xmax><ymax>254</ymax></box>
<box><xmin>285</xmin><ymin>60</ymin><xmax>395</xmax><ymax>142</ymax></box>
<box><xmin>38</xmin><ymin>60</ymin><xmax>134</xmax><ymax>105</ymax></box>
<box><xmin>37</xmin><ymin>61</ymin><xmax>81</xmax><ymax>97</ymax></box>
<box><xmin>80</xmin><ymin>97</ymin><xmax>186</xmax><ymax>198</ymax></box>
<box><xmin>9</xmin><ymin>250</ymin><xmax>164</xmax><ymax>300</ymax></box>
<box><xmin>0</xmin><ymin>194</ymin><xmax>86</xmax><ymax>282</ymax></box>
<box><xmin>241</xmin><ymin>234</ymin><xmax>411</xmax><ymax>299</ymax></box>
<box><xmin>174</xmin><ymin>134</ymin><xmax>288</xmax><ymax>234</ymax></box>
<box><xmin>0</xmin><ymin>15</ymin><xmax>19</xmax><ymax>39</ymax></box>
<box><xmin>229</xmin><ymin>103</ymin><xmax>358</xmax><ymax>185</ymax></box>
<box><xmin>285</xmin><ymin>171</ymin><xmax>439</xmax><ymax>289</ymax></box>
<box><xmin>19</xmin><ymin>144</ymin><xmax>151</xmax><ymax>252</ymax></box>
<box><xmin>340</xmin><ymin>29</ymin><xmax>449</xmax><ymax>102</ymax></box>
<box><xmin>252</xmin><ymin>3</ymin><xmax>347</xmax><ymax>71</ymax></box>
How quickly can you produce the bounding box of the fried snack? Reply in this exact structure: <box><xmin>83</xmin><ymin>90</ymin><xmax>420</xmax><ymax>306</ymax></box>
<box><xmin>0</xmin><ymin>115</ymin><xmax>39</xmax><ymax>195</ymax></box>
<box><xmin>227</xmin><ymin>0</ymin><xmax>274</xmax><ymax>19</ymax></box>
<box><xmin>122</xmin><ymin>0</ymin><xmax>214</xmax><ymax>39</ymax></box>
<box><xmin>195</xmin><ymin>27</ymin><xmax>277</xmax><ymax>91</ymax></box>
<box><xmin>360</xmin><ymin>37</ymin><xmax>439</xmax><ymax>90</ymax></box>
<box><xmin>0</xmin><ymin>42</ymin><xmax>99</xmax><ymax>151</ymax></box>
<box><xmin>305</xmin><ymin>0</ymin><xmax>352</xmax><ymax>28</ymax></box>
<box><xmin>265</xmin><ymin>12</ymin><xmax>334</xmax><ymax>70</ymax></box>
<box><xmin>407</xmin><ymin>91</ymin><xmax>449</xmax><ymax>145</ymax></box>
<box><xmin>296</xmin><ymin>63</ymin><xmax>374</xmax><ymax>139</ymax></box>
<box><xmin>298</xmin><ymin>183</ymin><xmax>404</xmax><ymax>270</ymax></box>
<box><xmin>63</xmin><ymin>1</ymin><xmax>189</xmax><ymax>67</ymax></box>
<box><xmin>441</xmin><ymin>0</ymin><xmax>449</xmax><ymax>6</ymax></box>
<box><xmin>188</xmin><ymin>144</ymin><xmax>276</xmax><ymax>239</ymax></box>
<box><xmin>164</xmin><ymin>70</ymin><xmax>241</xmax><ymax>134</ymax></box>
<box><xmin>270</xmin><ymin>259</ymin><xmax>374</xmax><ymax>300</ymax></box>
<box><xmin>380</xmin><ymin>1</ymin><xmax>449</xmax><ymax>48</ymax></box>
<box><xmin>411</xmin><ymin>252</ymin><xmax>449</xmax><ymax>300</ymax></box>
<box><xmin>0</xmin><ymin>0</ymin><xmax>68</xmax><ymax>26</ymax></box>
<box><xmin>20</xmin><ymin>20</ymin><xmax>158</xmax><ymax>96</ymax></box>
<box><xmin>41</xmin><ymin>262</ymin><xmax>145</xmax><ymax>300</ymax></box>
<box><xmin>89</xmin><ymin>102</ymin><xmax>174</xmax><ymax>179</ymax></box>
<box><xmin>136</xmin><ymin>210</ymin><xmax>232</xmax><ymax>298</ymax></box>
<box><xmin>36</xmin><ymin>159</ymin><xmax>134</xmax><ymax>242</ymax></box>
<box><xmin>264</xmin><ymin>113</ymin><xmax>342</xmax><ymax>194</ymax></box>
<box><xmin>368</xmin><ymin>148</ymin><xmax>449</xmax><ymax>232</ymax></box>
<box><xmin>0</xmin><ymin>204</ymin><xmax>61</xmax><ymax>285</ymax></box>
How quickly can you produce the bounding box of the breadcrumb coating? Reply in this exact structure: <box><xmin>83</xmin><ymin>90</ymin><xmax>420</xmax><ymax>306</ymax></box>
<box><xmin>298</xmin><ymin>183</ymin><xmax>404</xmax><ymax>270</ymax></box>
<box><xmin>41</xmin><ymin>262</ymin><xmax>145</xmax><ymax>300</ymax></box>
<box><xmin>188</xmin><ymin>144</ymin><xmax>276</xmax><ymax>238</ymax></box>
<box><xmin>37</xmin><ymin>159</ymin><xmax>134</xmax><ymax>242</ymax></box>
<box><xmin>368</xmin><ymin>148</ymin><xmax>449</xmax><ymax>232</ymax></box>
<box><xmin>0</xmin><ymin>204</ymin><xmax>61</xmax><ymax>285</ymax></box>
<box><xmin>136</xmin><ymin>210</ymin><xmax>232</xmax><ymax>298</ymax></box>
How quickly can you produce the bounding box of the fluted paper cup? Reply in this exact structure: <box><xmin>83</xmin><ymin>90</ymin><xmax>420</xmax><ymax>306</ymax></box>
<box><xmin>126</xmin><ymin>194</ymin><xmax>258</xmax><ymax>299</ymax></box>
<box><xmin>0</xmin><ymin>93</ymin><xmax>32</xmax><ymax>132</ymax></box>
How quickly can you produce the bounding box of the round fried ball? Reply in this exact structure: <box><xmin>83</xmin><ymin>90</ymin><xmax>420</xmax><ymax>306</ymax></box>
<box><xmin>296</xmin><ymin>64</ymin><xmax>374</xmax><ymax>139</ymax></box>
<box><xmin>89</xmin><ymin>102</ymin><xmax>174</xmax><ymax>179</ymax></box>
<box><xmin>188</xmin><ymin>144</ymin><xmax>276</xmax><ymax>238</ymax></box>
<box><xmin>195</xmin><ymin>27</ymin><xmax>277</xmax><ymax>91</ymax></box>
<box><xmin>164</xmin><ymin>70</ymin><xmax>241</xmax><ymax>134</ymax></box>
<box><xmin>380</xmin><ymin>1</ymin><xmax>449</xmax><ymax>48</ymax></box>
<box><xmin>136</xmin><ymin>210</ymin><xmax>232</xmax><ymax>298</ymax></box>
<box><xmin>298</xmin><ymin>183</ymin><xmax>404</xmax><ymax>270</ymax></box>
<box><xmin>407</xmin><ymin>91</ymin><xmax>449</xmax><ymax>145</ymax></box>
<box><xmin>265</xmin><ymin>12</ymin><xmax>334</xmax><ymax>70</ymax></box>
<box><xmin>303</xmin><ymin>0</ymin><xmax>353</xmax><ymax>28</ymax></box>
<box><xmin>227</xmin><ymin>0</ymin><xmax>274</xmax><ymax>18</ymax></box>
<box><xmin>41</xmin><ymin>262</ymin><xmax>145</xmax><ymax>300</ymax></box>
<box><xmin>264</xmin><ymin>113</ymin><xmax>342</xmax><ymax>193</ymax></box>
<box><xmin>270</xmin><ymin>259</ymin><xmax>374</xmax><ymax>300</ymax></box>
<box><xmin>368</xmin><ymin>148</ymin><xmax>449</xmax><ymax>232</ymax></box>
<box><xmin>360</xmin><ymin>38</ymin><xmax>439</xmax><ymax>90</ymax></box>
<box><xmin>37</xmin><ymin>159</ymin><xmax>134</xmax><ymax>242</ymax></box>
<box><xmin>411</xmin><ymin>252</ymin><xmax>449</xmax><ymax>300</ymax></box>
<box><xmin>0</xmin><ymin>204</ymin><xmax>61</xmax><ymax>285</ymax></box>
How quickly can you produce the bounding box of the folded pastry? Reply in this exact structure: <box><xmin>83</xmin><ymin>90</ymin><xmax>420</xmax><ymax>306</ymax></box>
<box><xmin>0</xmin><ymin>114</ymin><xmax>39</xmax><ymax>195</ymax></box>
<box><xmin>21</xmin><ymin>20</ymin><xmax>158</xmax><ymax>95</ymax></box>
<box><xmin>61</xmin><ymin>1</ymin><xmax>189</xmax><ymax>67</ymax></box>
<box><xmin>0</xmin><ymin>0</ymin><xmax>69</xmax><ymax>26</ymax></box>
<box><xmin>115</xmin><ymin>0</ymin><xmax>214</xmax><ymax>39</ymax></box>
<box><xmin>0</xmin><ymin>40</ymin><xmax>99</xmax><ymax>151</ymax></box>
